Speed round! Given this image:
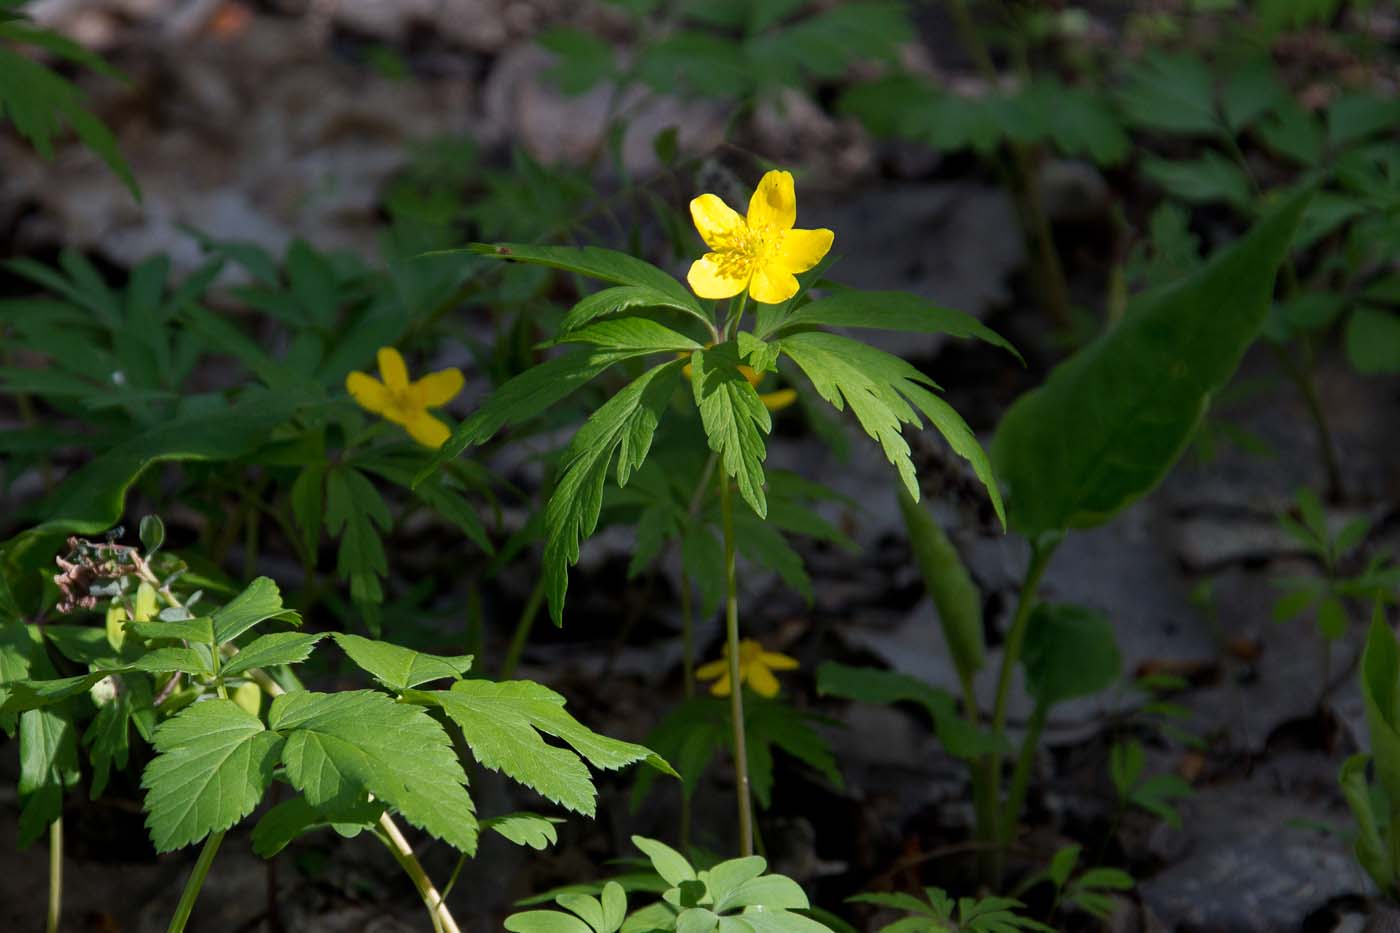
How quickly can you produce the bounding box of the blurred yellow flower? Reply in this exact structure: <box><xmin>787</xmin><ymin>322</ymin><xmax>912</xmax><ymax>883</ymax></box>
<box><xmin>346</xmin><ymin>347</ymin><xmax>464</xmax><ymax>448</ymax></box>
<box><xmin>687</xmin><ymin>169</ymin><xmax>834</xmax><ymax>305</ymax></box>
<box><xmin>697</xmin><ymin>638</ymin><xmax>799</xmax><ymax>698</ymax></box>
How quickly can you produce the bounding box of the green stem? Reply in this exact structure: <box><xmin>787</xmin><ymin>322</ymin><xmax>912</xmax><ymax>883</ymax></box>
<box><xmin>718</xmin><ymin>472</ymin><xmax>755</xmax><ymax>856</ymax></box>
<box><xmin>167</xmin><ymin>830</ymin><xmax>225</xmax><ymax>933</ymax></box>
<box><xmin>46</xmin><ymin>817</ymin><xmax>61</xmax><ymax>933</ymax></box>
<box><xmin>680</xmin><ymin>569</ymin><xmax>696</xmax><ymax>699</ymax></box>
<box><xmin>500</xmin><ymin>576</ymin><xmax>547</xmax><ymax>680</ymax></box>
<box><xmin>974</xmin><ymin>539</ymin><xmax>1058</xmax><ymax>877</ymax></box>
<box><xmin>1003</xmin><ymin>702</ymin><xmax>1049</xmax><ymax>842</ymax></box>
<box><xmin>375</xmin><ymin>814</ymin><xmax>463</xmax><ymax>933</ymax></box>
<box><xmin>1271</xmin><ymin>343</ymin><xmax>1343</xmax><ymax>501</ymax></box>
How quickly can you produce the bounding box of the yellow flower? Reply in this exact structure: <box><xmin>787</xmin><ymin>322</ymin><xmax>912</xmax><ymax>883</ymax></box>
<box><xmin>346</xmin><ymin>347</ymin><xmax>464</xmax><ymax>448</ymax></box>
<box><xmin>687</xmin><ymin>169</ymin><xmax>834</xmax><ymax>305</ymax></box>
<box><xmin>697</xmin><ymin>638</ymin><xmax>800</xmax><ymax>698</ymax></box>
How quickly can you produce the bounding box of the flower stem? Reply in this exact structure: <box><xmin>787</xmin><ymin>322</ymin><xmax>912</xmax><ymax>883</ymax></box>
<box><xmin>718</xmin><ymin>471</ymin><xmax>755</xmax><ymax>856</ymax></box>
<box><xmin>46</xmin><ymin>817</ymin><xmax>61</xmax><ymax>933</ymax></box>
<box><xmin>1003</xmin><ymin>701</ymin><xmax>1049</xmax><ymax>842</ymax></box>
<box><xmin>167</xmin><ymin>830</ymin><xmax>225</xmax><ymax>933</ymax></box>
<box><xmin>376</xmin><ymin>813</ymin><xmax>462</xmax><ymax>933</ymax></box>
<box><xmin>500</xmin><ymin>575</ymin><xmax>546</xmax><ymax>681</ymax></box>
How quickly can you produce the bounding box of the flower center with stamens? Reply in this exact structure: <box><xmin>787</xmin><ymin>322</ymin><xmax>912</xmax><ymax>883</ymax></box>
<box><xmin>711</xmin><ymin>224</ymin><xmax>779</xmax><ymax>282</ymax></box>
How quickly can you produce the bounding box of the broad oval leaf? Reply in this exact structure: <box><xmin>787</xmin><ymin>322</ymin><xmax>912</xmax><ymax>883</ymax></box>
<box><xmin>990</xmin><ymin>190</ymin><xmax>1309</xmax><ymax>537</ymax></box>
<box><xmin>1021</xmin><ymin>603</ymin><xmax>1121</xmax><ymax>707</ymax></box>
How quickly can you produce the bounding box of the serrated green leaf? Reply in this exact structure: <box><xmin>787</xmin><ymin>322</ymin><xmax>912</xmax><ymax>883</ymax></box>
<box><xmin>990</xmin><ymin>190</ymin><xmax>1309</xmax><ymax>537</ymax></box>
<box><xmin>465</xmin><ymin>243</ymin><xmax>701</xmax><ymax>314</ymax></box>
<box><xmin>1115</xmin><ymin>52</ymin><xmax>1217</xmax><ymax>135</ymax></box>
<box><xmin>333</xmin><ymin>632</ymin><xmax>473</xmax><ymax>691</ymax></box>
<box><xmin>409</xmin><ymin>679</ymin><xmax>674</xmax><ymax>817</ymax></box>
<box><xmin>691</xmin><ymin>344</ymin><xmax>771</xmax><ymax>516</ymax></box>
<box><xmin>560</xmin><ymin>317</ymin><xmax>703</xmax><ymax>354</ymax></box>
<box><xmin>140</xmin><ymin>698</ymin><xmax>282</xmax><ymax>851</ymax></box>
<box><xmin>424</xmin><ymin>348</ymin><xmax>653</xmax><ymax>479</ymax></box>
<box><xmin>211</xmin><ymin>577</ymin><xmax>301</xmax><ymax>643</ymax></box>
<box><xmin>543</xmin><ymin>359</ymin><xmax>682</xmax><ymax>622</ymax></box>
<box><xmin>769</xmin><ymin>290</ymin><xmax>1018</xmax><ymax>361</ymax></box>
<box><xmin>269</xmin><ymin>689</ymin><xmax>478</xmax><ymax>853</ymax></box>
<box><xmin>326</xmin><ymin>467</ymin><xmax>391</xmax><ymax>611</ymax></box>
<box><xmin>484</xmin><ymin>812</ymin><xmax>564</xmax><ymax>850</ymax></box>
<box><xmin>221</xmin><ymin>632</ymin><xmax>325</xmax><ymax>679</ymax></box>
<box><xmin>126</xmin><ymin>617</ymin><xmax>214</xmax><ymax>644</ymax></box>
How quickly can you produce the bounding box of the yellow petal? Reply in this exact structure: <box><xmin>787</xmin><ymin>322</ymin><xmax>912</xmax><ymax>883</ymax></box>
<box><xmin>761</xmin><ymin>389</ymin><xmax>797</xmax><ymax>412</ymax></box>
<box><xmin>759</xmin><ymin>650</ymin><xmax>799</xmax><ymax>670</ymax></box>
<box><xmin>688</xmin><ymin>253</ymin><xmax>749</xmax><ymax>300</ymax></box>
<box><xmin>403</xmin><ymin>410</ymin><xmax>451</xmax><ymax>449</ymax></box>
<box><xmin>749</xmin><ymin>265</ymin><xmax>799</xmax><ymax>304</ymax></box>
<box><xmin>696</xmin><ymin>659</ymin><xmax>728</xmax><ymax>680</ymax></box>
<box><xmin>777</xmin><ymin>227</ymin><xmax>834</xmax><ymax>274</ymax></box>
<box><xmin>708</xmin><ymin>672</ymin><xmax>732</xmax><ymax>697</ymax></box>
<box><xmin>346</xmin><ymin>371</ymin><xmax>392</xmax><ymax>415</ymax></box>
<box><xmin>737</xmin><ymin>364</ymin><xmax>762</xmax><ymax>387</ymax></box>
<box><xmin>377</xmin><ymin>346</ymin><xmax>410</xmax><ymax>390</ymax></box>
<box><xmin>747</xmin><ymin>663</ymin><xmax>781</xmax><ymax>698</ymax></box>
<box><xmin>690</xmin><ymin>194</ymin><xmax>745</xmax><ymax>250</ymax></box>
<box><xmin>747</xmin><ymin>170</ymin><xmax>796</xmax><ymax>232</ymax></box>
<box><xmin>413</xmin><ymin>368</ymin><xmax>465</xmax><ymax>407</ymax></box>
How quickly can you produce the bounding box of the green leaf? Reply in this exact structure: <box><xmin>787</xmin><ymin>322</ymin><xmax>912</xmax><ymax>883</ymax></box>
<box><xmin>0</xmin><ymin>44</ymin><xmax>139</xmax><ymax>198</ymax></box>
<box><xmin>18</xmin><ymin>699</ymin><xmax>79</xmax><ymax>846</ymax></box>
<box><xmin>425</xmin><ymin>347</ymin><xmax>653</xmax><ymax>477</ymax></box>
<box><xmin>249</xmin><ymin>792</ymin><xmax>384</xmax><ymax>858</ymax></box>
<box><xmin>560</xmin><ymin>317</ymin><xmax>703</xmax><ymax>354</ymax></box>
<box><xmin>127</xmin><ymin>617</ymin><xmax>214</xmax><ymax>644</ymax></box>
<box><xmin>745</xmin><ymin>698</ymin><xmax>843</xmax><ymax>808</ymax></box>
<box><xmin>1346</xmin><ymin>307</ymin><xmax>1400</xmax><ymax>375</ymax></box>
<box><xmin>408</xmin><ymin>679</ymin><xmax>674</xmax><ymax>817</ymax></box>
<box><xmin>85</xmin><ymin>689</ymin><xmax>133</xmax><ymax>799</ymax></box>
<box><xmin>465</xmin><ymin>243</ymin><xmax>702</xmax><ymax>315</ymax></box>
<box><xmin>632</xmin><ymin>835</ymin><xmax>697</xmax><ymax>885</ymax></box>
<box><xmin>211</xmin><ymin>577</ymin><xmax>301</xmax><ymax>643</ymax></box>
<box><xmin>897</xmin><ymin>489</ymin><xmax>984</xmax><ymax>681</ymax></box>
<box><xmin>539</xmin><ymin>27</ymin><xmax>615</xmax><ymax>95</ymax></box>
<box><xmin>990</xmin><ymin>190</ymin><xmax>1309</xmax><ymax>537</ymax></box>
<box><xmin>778</xmin><ymin>330</ymin><xmax>1003</xmax><ymax>518</ymax></box>
<box><xmin>1142</xmin><ymin>153</ymin><xmax>1253</xmax><ymax>210</ymax></box>
<box><xmin>559</xmin><ymin>285</ymin><xmax>704</xmax><ymax>335</ymax></box>
<box><xmin>1115</xmin><ymin>52</ymin><xmax>1217</xmax><ymax>135</ymax></box>
<box><xmin>221</xmin><ymin>632</ymin><xmax>326</xmax><ymax>679</ymax></box>
<box><xmin>325</xmin><ymin>466</ymin><xmax>391</xmax><ymax>611</ymax></box>
<box><xmin>270</xmin><ymin>689</ymin><xmax>479</xmax><ymax>854</ymax></box>
<box><xmin>542</xmin><ymin>359</ymin><xmax>682</xmax><ymax>623</ymax></box>
<box><xmin>484</xmin><ymin>812</ymin><xmax>564</xmax><ymax>850</ymax></box>
<box><xmin>506</xmin><ymin>912</ymin><xmax>594</xmax><ymax>933</ymax></box>
<box><xmin>1021</xmin><ymin>603</ymin><xmax>1121</xmax><ymax>707</ymax></box>
<box><xmin>1339</xmin><ymin>753</ymin><xmax>1392</xmax><ymax>890</ymax></box>
<box><xmin>2</xmin><ymin>397</ymin><xmax>295</xmax><ymax>552</ymax></box>
<box><xmin>140</xmin><ymin>698</ymin><xmax>283</xmax><ymax>852</ymax></box>
<box><xmin>691</xmin><ymin>344</ymin><xmax>771</xmax><ymax>516</ymax></box>
<box><xmin>815</xmin><ymin>662</ymin><xmax>1007</xmax><ymax>759</ymax></box>
<box><xmin>1362</xmin><ymin>607</ymin><xmax>1400</xmax><ymax>806</ymax></box>
<box><xmin>333</xmin><ymin>632</ymin><xmax>473</xmax><ymax>691</ymax></box>
<box><xmin>770</xmin><ymin>290</ymin><xmax>1019</xmax><ymax>362</ymax></box>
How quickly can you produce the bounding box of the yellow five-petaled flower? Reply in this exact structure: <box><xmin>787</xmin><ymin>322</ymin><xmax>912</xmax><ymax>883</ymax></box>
<box><xmin>687</xmin><ymin>169</ymin><xmax>834</xmax><ymax>305</ymax></box>
<box><xmin>346</xmin><ymin>347</ymin><xmax>464</xmax><ymax>449</ymax></box>
<box><xmin>697</xmin><ymin>638</ymin><xmax>800</xmax><ymax>698</ymax></box>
